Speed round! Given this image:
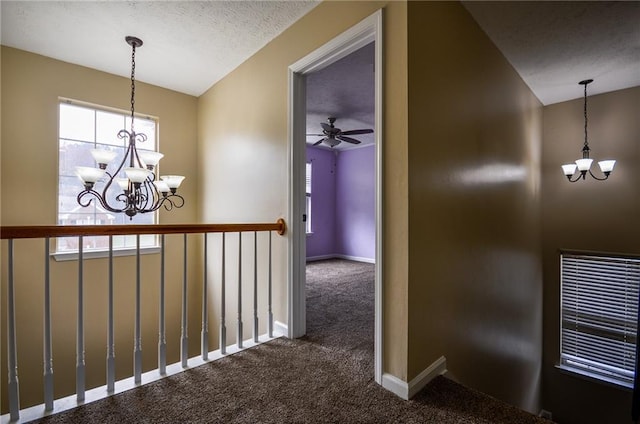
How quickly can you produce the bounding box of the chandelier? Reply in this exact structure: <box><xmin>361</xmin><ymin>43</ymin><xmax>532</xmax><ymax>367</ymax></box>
<box><xmin>561</xmin><ymin>79</ymin><xmax>615</xmax><ymax>182</ymax></box>
<box><xmin>76</xmin><ymin>36</ymin><xmax>185</xmax><ymax>219</ymax></box>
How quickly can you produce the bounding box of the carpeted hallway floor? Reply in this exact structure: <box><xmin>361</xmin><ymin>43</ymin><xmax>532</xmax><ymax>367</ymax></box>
<box><xmin>33</xmin><ymin>259</ymin><xmax>551</xmax><ymax>423</ymax></box>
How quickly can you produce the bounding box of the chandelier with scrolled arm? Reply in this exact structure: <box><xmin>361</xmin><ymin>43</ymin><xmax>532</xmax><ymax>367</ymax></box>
<box><xmin>75</xmin><ymin>36</ymin><xmax>185</xmax><ymax>219</ymax></box>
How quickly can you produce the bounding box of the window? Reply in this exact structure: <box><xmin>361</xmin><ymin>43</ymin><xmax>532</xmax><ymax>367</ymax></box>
<box><xmin>305</xmin><ymin>162</ymin><xmax>312</xmax><ymax>234</ymax></box>
<box><xmin>560</xmin><ymin>252</ymin><xmax>640</xmax><ymax>387</ymax></box>
<box><xmin>57</xmin><ymin>99</ymin><xmax>158</xmax><ymax>254</ymax></box>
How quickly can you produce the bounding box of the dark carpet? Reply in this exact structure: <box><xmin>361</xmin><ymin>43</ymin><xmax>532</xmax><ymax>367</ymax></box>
<box><xmin>34</xmin><ymin>259</ymin><xmax>550</xmax><ymax>423</ymax></box>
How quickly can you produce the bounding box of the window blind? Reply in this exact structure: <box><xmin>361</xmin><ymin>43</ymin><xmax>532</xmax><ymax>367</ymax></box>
<box><xmin>561</xmin><ymin>253</ymin><xmax>640</xmax><ymax>386</ymax></box>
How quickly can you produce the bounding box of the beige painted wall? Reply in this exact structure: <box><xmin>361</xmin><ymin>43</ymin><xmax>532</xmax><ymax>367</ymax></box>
<box><xmin>11</xmin><ymin>2</ymin><xmax>637</xmax><ymax>419</ymax></box>
<box><xmin>197</xmin><ymin>1</ymin><xmax>409</xmax><ymax>379</ymax></box>
<box><xmin>406</xmin><ymin>2</ymin><xmax>543</xmax><ymax>413</ymax></box>
<box><xmin>1</xmin><ymin>46</ymin><xmax>200</xmax><ymax>411</ymax></box>
<box><xmin>541</xmin><ymin>86</ymin><xmax>640</xmax><ymax>424</ymax></box>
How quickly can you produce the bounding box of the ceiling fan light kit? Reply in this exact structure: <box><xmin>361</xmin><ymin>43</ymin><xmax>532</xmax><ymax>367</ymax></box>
<box><xmin>561</xmin><ymin>79</ymin><xmax>615</xmax><ymax>182</ymax></box>
<box><xmin>75</xmin><ymin>36</ymin><xmax>186</xmax><ymax>219</ymax></box>
<box><xmin>307</xmin><ymin>117</ymin><xmax>373</xmax><ymax>148</ymax></box>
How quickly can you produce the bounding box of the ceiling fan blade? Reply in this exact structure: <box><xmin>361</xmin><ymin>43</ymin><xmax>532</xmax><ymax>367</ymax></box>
<box><xmin>313</xmin><ymin>138</ymin><xmax>327</xmax><ymax>146</ymax></box>
<box><xmin>320</xmin><ymin>122</ymin><xmax>333</xmax><ymax>132</ymax></box>
<box><xmin>337</xmin><ymin>135</ymin><xmax>361</xmax><ymax>144</ymax></box>
<box><xmin>306</xmin><ymin>133</ymin><xmax>325</xmax><ymax>137</ymax></box>
<box><xmin>340</xmin><ymin>129</ymin><xmax>373</xmax><ymax>135</ymax></box>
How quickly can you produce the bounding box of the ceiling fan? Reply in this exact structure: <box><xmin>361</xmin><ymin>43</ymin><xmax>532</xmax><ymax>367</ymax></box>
<box><xmin>307</xmin><ymin>117</ymin><xmax>373</xmax><ymax>148</ymax></box>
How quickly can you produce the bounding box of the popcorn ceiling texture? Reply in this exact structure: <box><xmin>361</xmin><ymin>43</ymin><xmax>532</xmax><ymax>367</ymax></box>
<box><xmin>463</xmin><ymin>1</ymin><xmax>640</xmax><ymax>105</ymax></box>
<box><xmin>1</xmin><ymin>1</ymin><xmax>638</xmax><ymax>104</ymax></box>
<box><xmin>0</xmin><ymin>1</ymin><xmax>319</xmax><ymax>96</ymax></box>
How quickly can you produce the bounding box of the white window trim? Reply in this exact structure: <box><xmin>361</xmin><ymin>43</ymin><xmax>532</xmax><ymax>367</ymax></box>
<box><xmin>305</xmin><ymin>162</ymin><xmax>312</xmax><ymax>234</ymax></box>
<box><xmin>52</xmin><ymin>246</ymin><xmax>161</xmax><ymax>262</ymax></box>
<box><xmin>56</xmin><ymin>98</ymin><xmax>161</xmax><ymax>257</ymax></box>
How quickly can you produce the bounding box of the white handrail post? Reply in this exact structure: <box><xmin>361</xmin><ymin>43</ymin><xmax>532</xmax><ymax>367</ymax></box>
<box><xmin>201</xmin><ymin>233</ymin><xmax>209</xmax><ymax>360</ymax></box>
<box><xmin>158</xmin><ymin>234</ymin><xmax>167</xmax><ymax>375</ymax></box>
<box><xmin>220</xmin><ymin>233</ymin><xmax>227</xmax><ymax>355</ymax></box>
<box><xmin>268</xmin><ymin>231</ymin><xmax>273</xmax><ymax>338</ymax></box>
<box><xmin>134</xmin><ymin>235</ymin><xmax>142</xmax><ymax>384</ymax></box>
<box><xmin>181</xmin><ymin>233</ymin><xmax>189</xmax><ymax>368</ymax></box>
<box><xmin>76</xmin><ymin>236</ymin><xmax>86</xmax><ymax>401</ymax></box>
<box><xmin>106</xmin><ymin>235</ymin><xmax>115</xmax><ymax>392</ymax></box>
<box><xmin>253</xmin><ymin>231</ymin><xmax>259</xmax><ymax>343</ymax></box>
<box><xmin>237</xmin><ymin>232</ymin><xmax>243</xmax><ymax>348</ymax></box>
<box><xmin>43</xmin><ymin>237</ymin><xmax>54</xmax><ymax>410</ymax></box>
<box><xmin>7</xmin><ymin>239</ymin><xmax>21</xmax><ymax>421</ymax></box>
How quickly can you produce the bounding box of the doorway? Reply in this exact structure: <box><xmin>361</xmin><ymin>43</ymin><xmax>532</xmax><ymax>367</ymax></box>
<box><xmin>287</xmin><ymin>10</ymin><xmax>383</xmax><ymax>384</ymax></box>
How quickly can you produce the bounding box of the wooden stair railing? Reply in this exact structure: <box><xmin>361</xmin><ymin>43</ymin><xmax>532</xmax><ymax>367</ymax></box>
<box><xmin>0</xmin><ymin>219</ymin><xmax>286</xmax><ymax>423</ymax></box>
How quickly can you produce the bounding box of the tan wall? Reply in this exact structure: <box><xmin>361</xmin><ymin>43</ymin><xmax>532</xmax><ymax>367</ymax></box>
<box><xmin>541</xmin><ymin>86</ymin><xmax>640</xmax><ymax>424</ymax></box>
<box><xmin>197</xmin><ymin>1</ymin><xmax>409</xmax><ymax>379</ymax></box>
<box><xmin>406</xmin><ymin>2</ymin><xmax>543</xmax><ymax>412</ymax></box>
<box><xmin>0</xmin><ymin>46</ymin><xmax>200</xmax><ymax>411</ymax></box>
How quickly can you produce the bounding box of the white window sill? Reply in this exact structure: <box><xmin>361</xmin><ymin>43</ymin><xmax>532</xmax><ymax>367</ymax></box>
<box><xmin>555</xmin><ymin>364</ymin><xmax>633</xmax><ymax>391</ymax></box>
<box><xmin>52</xmin><ymin>247</ymin><xmax>161</xmax><ymax>262</ymax></box>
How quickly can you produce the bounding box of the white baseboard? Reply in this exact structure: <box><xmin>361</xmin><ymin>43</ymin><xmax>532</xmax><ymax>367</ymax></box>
<box><xmin>335</xmin><ymin>254</ymin><xmax>375</xmax><ymax>263</ymax></box>
<box><xmin>274</xmin><ymin>320</ymin><xmax>288</xmax><ymax>338</ymax></box>
<box><xmin>306</xmin><ymin>254</ymin><xmax>375</xmax><ymax>264</ymax></box>
<box><xmin>381</xmin><ymin>373</ymin><xmax>410</xmax><ymax>399</ymax></box>
<box><xmin>2</xmin><ymin>332</ymin><xmax>281</xmax><ymax>424</ymax></box>
<box><xmin>381</xmin><ymin>356</ymin><xmax>447</xmax><ymax>400</ymax></box>
<box><xmin>306</xmin><ymin>254</ymin><xmax>336</xmax><ymax>262</ymax></box>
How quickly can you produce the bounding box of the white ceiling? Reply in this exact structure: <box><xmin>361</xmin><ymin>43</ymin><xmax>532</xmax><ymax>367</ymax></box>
<box><xmin>0</xmin><ymin>1</ymin><xmax>319</xmax><ymax>97</ymax></box>
<box><xmin>1</xmin><ymin>1</ymin><xmax>638</xmax><ymax>106</ymax></box>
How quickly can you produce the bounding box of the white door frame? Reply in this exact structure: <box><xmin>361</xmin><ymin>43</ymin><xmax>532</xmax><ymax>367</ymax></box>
<box><xmin>287</xmin><ymin>9</ymin><xmax>384</xmax><ymax>384</ymax></box>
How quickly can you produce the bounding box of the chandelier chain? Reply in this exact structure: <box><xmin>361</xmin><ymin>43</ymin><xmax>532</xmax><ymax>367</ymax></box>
<box><xmin>130</xmin><ymin>42</ymin><xmax>136</xmax><ymax>133</ymax></box>
<box><xmin>583</xmin><ymin>81</ymin><xmax>588</xmax><ymax>149</ymax></box>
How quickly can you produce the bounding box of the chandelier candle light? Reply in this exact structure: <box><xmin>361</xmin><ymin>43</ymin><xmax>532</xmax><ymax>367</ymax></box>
<box><xmin>76</xmin><ymin>36</ymin><xmax>185</xmax><ymax>218</ymax></box>
<box><xmin>561</xmin><ymin>79</ymin><xmax>616</xmax><ymax>182</ymax></box>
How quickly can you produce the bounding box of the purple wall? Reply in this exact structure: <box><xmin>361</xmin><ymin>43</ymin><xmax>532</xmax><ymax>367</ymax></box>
<box><xmin>306</xmin><ymin>144</ymin><xmax>375</xmax><ymax>262</ymax></box>
<box><xmin>305</xmin><ymin>146</ymin><xmax>336</xmax><ymax>258</ymax></box>
<box><xmin>335</xmin><ymin>145</ymin><xmax>375</xmax><ymax>260</ymax></box>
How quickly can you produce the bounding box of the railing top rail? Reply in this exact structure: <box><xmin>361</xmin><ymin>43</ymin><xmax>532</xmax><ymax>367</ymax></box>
<box><xmin>0</xmin><ymin>218</ymin><xmax>286</xmax><ymax>240</ymax></box>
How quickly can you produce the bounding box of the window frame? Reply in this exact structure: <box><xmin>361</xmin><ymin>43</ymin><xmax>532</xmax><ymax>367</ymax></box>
<box><xmin>558</xmin><ymin>250</ymin><xmax>640</xmax><ymax>389</ymax></box>
<box><xmin>305</xmin><ymin>161</ymin><xmax>312</xmax><ymax>234</ymax></box>
<box><xmin>54</xmin><ymin>98</ymin><xmax>161</xmax><ymax>260</ymax></box>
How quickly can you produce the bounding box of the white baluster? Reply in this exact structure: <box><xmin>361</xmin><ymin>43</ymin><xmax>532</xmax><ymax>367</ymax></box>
<box><xmin>77</xmin><ymin>236</ymin><xmax>86</xmax><ymax>401</ymax></box>
<box><xmin>106</xmin><ymin>236</ymin><xmax>115</xmax><ymax>392</ymax></box>
<box><xmin>237</xmin><ymin>232</ymin><xmax>243</xmax><ymax>348</ymax></box>
<box><xmin>181</xmin><ymin>234</ymin><xmax>188</xmax><ymax>368</ymax></box>
<box><xmin>268</xmin><ymin>231</ymin><xmax>273</xmax><ymax>338</ymax></box>
<box><xmin>7</xmin><ymin>239</ymin><xmax>21</xmax><ymax>421</ymax></box>
<box><xmin>220</xmin><ymin>233</ymin><xmax>227</xmax><ymax>355</ymax></box>
<box><xmin>201</xmin><ymin>233</ymin><xmax>209</xmax><ymax>360</ymax></box>
<box><xmin>253</xmin><ymin>231</ymin><xmax>259</xmax><ymax>343</ymax></box>
<box><xmin>44</xmin><ymin>238</ymin><xmax>54</xmax><ymax>410</ymax></box>
<box><xmin>134</xmin><ymin>235</ymin><xmax>142</xmax><ymax>384</ymax></box>
<box><xmin>158</xmin><ymin>234</ymin><xmax>167</xmax><ymax>375</ymax></box>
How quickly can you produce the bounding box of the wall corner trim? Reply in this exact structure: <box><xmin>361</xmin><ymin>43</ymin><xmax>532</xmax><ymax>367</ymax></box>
<box><xmin>274</xmin><ymin>320</ymin><xmax>289</xmax><ymax>338</ymax></box>
<box><xmin>381</xmin><ymin>356</ymin><xmax>447</xmax><ymax>400</ymax></box>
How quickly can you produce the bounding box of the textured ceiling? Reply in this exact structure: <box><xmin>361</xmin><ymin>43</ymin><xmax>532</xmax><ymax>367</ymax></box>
<box><xmin>0</xmin><ymin>1</ymin><xmax>319</xmax><ymax>96</ymax></box>
<box><xmin>306</xmin><ymin>42</ymin><xmax>375</xmax><ymax>151</ymax></box>
<box><xmin>1</xmin><ymin>1</ymin><xmax>638</xmax><ymax>109</ymax></box>
<box><xmin>463</xmin><ymin>1</ymin><xmax>640</xmax><ymax>105</ymax></box>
